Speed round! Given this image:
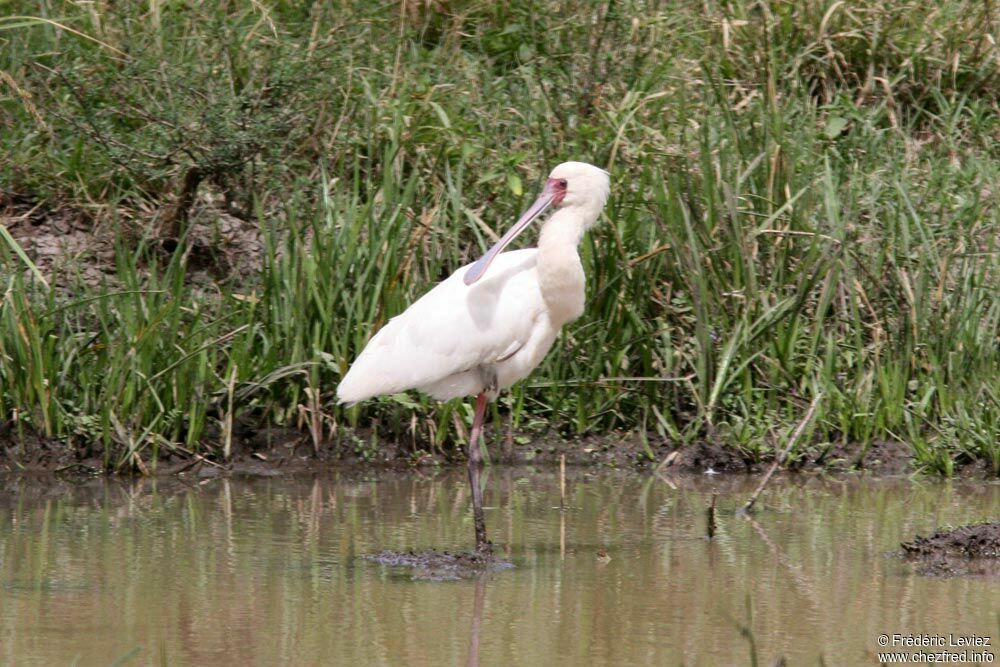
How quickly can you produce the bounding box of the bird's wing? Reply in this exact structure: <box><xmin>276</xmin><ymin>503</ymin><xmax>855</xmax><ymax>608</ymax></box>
<box><xmin>336</xmin><ymin>249</ymin><xmax>545</xmax><ymax>403</ymax></box>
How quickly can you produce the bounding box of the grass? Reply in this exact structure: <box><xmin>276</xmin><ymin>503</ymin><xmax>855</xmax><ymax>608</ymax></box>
<box><xmin>1</xmin><ymin>0</ymin><xmax>998</xmax><ymax>474</ymax></box>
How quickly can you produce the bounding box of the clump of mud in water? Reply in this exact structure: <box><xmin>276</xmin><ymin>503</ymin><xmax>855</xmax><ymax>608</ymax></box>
<box><xmin>366</xmin><ymin>550</ymin><xmax>514</xmax><ymax>581</ymax></box>
<box><xmin>901</xmin><ymin>522</ymin><xmax>1000</xmax><ymax>577</ymax></box>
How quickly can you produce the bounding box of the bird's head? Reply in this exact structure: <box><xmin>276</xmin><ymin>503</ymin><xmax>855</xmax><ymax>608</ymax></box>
<box><xmin>545</xmin><ymin>161</ymin><xmax>611</xmax><ymax>219</ymax></box>
<box><xmin>464</xmin><ymin>161</ymin><xmax>610</xmax><ymax>285</ymax></box>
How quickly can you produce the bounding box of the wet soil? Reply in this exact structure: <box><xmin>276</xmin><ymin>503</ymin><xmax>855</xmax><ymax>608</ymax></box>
<box><xmin>1</xmin><ymin>192</ymin><xmax>264</xmax><ymax>289</ymax></box>
<box><xmin>813</xmin><ymin>439</ymin><xmax>915</xmax><ymax>475</ymax></box>
<box><xmin>0</xmin><ymin>424</ymin><xmax>987</xmax><ymax>479</ymax></box>
<box><xmin>901</xmin><ymin>523</ymin><xmax>1000</xmax><ymax>577</ymax></box>
<box><xmin>665</xmin><ymin>440</ymin><xmax>756</xmax><ymax>473</ymax></box>
<box><xmin>365</xmin><ymin>549</ymin><xmax>515</xmax><ymax>581</ymax></box>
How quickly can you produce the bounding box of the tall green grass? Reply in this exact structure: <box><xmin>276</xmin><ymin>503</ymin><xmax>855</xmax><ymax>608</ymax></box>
<box><xmin>1</xmin><ymin>1</ymin><xmax>998</xmax><ymax>474</ymax></box>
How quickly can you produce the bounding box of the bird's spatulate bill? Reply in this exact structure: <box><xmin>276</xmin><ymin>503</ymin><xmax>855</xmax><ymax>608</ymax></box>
<box><xmin>463</xmin><ymin>182</ymin><xmax>558</xmax><ymax>285</ymax></box>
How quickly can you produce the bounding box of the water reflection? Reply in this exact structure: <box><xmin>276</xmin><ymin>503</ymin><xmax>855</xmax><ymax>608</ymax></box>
<box><xmin>0</xmin><ymin>470</ymin><xmax>997</xmax><ymax>665</ymax></box>
<box><xmin>466</xmin><ymin>574</ymin><xmax>487</xmax><ymax>667</ymax></box>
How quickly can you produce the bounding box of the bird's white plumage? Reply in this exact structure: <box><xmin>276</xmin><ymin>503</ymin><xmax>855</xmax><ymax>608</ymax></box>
<box><xmin>337</xmin><ymin>248</ymin><xmax>557</xmax><ymax>403</ymax></box>
<box><xmin>336</xmin><ymin>161</ymin><xmax>610</xmax><ymax>406</ymax></box>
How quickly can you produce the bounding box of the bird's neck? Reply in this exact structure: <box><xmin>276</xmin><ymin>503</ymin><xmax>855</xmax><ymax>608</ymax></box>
<box><xmin>536</xmin><ymin>208</ymin><xmax>587</xmax><ymax>325</ymax></box>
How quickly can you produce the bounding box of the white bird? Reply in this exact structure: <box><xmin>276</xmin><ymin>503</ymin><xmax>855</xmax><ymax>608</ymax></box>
<box><xmin>337</xmin><ymin>161</ymin><xmax>611</xmax><ymax>553</ymax></box>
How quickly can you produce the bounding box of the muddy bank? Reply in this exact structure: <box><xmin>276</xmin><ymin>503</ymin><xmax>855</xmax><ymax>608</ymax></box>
<box><xmin>1</xmin><ymin>192</ymin><xmax>265</xmax><ymax>289</ymax></box>
<box><xmin>901</xmin><ymin>523</ymin><xmax>1000</xmax><ymax>577</ymax></box>
<box><xmin>0</xmin><ymin>425</ymin><xmax>990</xmax><ymax>478</ymax></box>
<box><xmin>365</xmin><ymin>550</ymin><xmax>514</xmax><ymax>581</ymax></box>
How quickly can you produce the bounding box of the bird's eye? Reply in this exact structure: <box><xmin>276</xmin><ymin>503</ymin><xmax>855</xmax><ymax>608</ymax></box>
<box><xmin>558</xmin><ymin>179</ymin><xmax>568</xmax><ymax>188</ymax></box>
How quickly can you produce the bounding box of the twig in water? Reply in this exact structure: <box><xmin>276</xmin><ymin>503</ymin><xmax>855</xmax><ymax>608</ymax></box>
<box><xmin>741</xmin><ymin>393</ymin><xmax>823</xmax><ymax>514</ymax></box>
<box><xmin>223</xmin><ymin>364</ymin><xmax>237</xmax><ymax>460</ymax></box>
<box><xmin>706</xmin><ymin>493</ymin><xmax>718</xmax><ymax>540</ymax></box>
<box><xmin>559</xmin><ymin>454</ymin><xmax>566</xmax><ymax>510</ymax></box>
<box><xmin>654</xmin><ymin>449</ymin><xmax>680</xmax><ymax>474</ymax></box>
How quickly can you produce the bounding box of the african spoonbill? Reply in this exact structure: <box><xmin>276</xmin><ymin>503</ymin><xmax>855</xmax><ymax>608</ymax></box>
<box><xmin>337</xmin><ymin>161</ymin><xmax>611</xmax><ymax>553</ymax></box>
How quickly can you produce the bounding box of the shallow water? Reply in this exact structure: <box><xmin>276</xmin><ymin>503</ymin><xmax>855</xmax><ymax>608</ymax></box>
<box><xmin>0</xmin><ymin>469</ymin><xmax>997</xmax><ymax>665</ymax></box>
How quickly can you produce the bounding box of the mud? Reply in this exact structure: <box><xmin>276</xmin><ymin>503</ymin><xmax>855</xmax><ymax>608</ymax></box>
<box><xmin>2</xmin><ymin>192</ymin><xmax>264</xmax><ymax>289</ymax></box>
<box><xmin>1</xmin><ymin>424</ymin><xmax>992</xmax><ymax>479</ymax></box>
<box><xmin>901</xmin><ymin>523</ymin><xmax>1000</xmax><ymax>577</ymax></box>
<box><xmin>365</xmin><ymin>550</ymin><xmax>515</xmax><ymax>581</ymax></box>
<box><xmin>667</xmin><ymin>440</ymin><xmax>755</xmax><ymax>473</ymax></box>
<box><xmin>814</xmin><ymin>439</ymin><xmax>915</xmax><ymax>475</ymax></box>
<box><xmin>657</xmin><ymin>438</ymin><xmax>928</xmax><ymax>476</ymax></box>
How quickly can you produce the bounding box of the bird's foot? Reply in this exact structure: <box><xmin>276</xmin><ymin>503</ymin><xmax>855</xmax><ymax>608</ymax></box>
<box><xmin>473</xmin><ymin>540</ymin><xmax>494</xmax><ymax>559</ymax></box>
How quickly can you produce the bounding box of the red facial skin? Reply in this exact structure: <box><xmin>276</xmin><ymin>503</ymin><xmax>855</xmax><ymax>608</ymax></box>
<box><xmin>547</xmin><ymin>177</ymin><xmax>568</xmax><ymax>205</ymax></box>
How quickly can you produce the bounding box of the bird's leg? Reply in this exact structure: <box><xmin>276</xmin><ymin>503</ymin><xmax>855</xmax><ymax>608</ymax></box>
<box><xmin>467</xmin><ymin>392</ymin><xmax>490</xmax><ymax>555</ymax></box>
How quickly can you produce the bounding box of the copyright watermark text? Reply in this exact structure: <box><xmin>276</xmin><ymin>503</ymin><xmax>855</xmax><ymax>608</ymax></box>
<box><xmin>877</xmin><ymin>634</ymin><xmax>994</xmax><ymax>664</ymax></box>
